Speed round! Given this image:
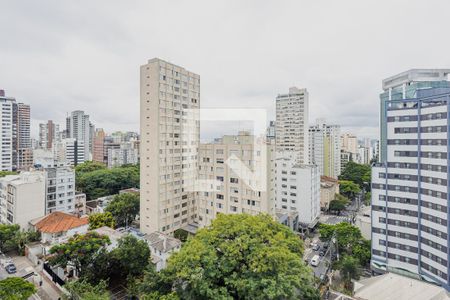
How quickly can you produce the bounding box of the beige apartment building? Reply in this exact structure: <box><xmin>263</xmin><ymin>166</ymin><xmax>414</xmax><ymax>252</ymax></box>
<box><xmin>197</xmin><ymin>132</ymin><xmax>275</xmax><ymax>227</ymax></box>
<box><xmin>275</xmin><ymin>87</ymin><xmax>309</xmax><ymax>164</ymax></box>
<box><xmin>140</xmin><ymin>58</ymin><xmax>200</xmax><ymax>234</ymax></box>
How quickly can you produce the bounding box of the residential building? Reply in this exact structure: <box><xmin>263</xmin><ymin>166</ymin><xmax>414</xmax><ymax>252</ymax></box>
<box><xmin>54</xmin><ymin>138</ymin><xmax>85</xmax><ymax>166</ymax></box>
<box><xmin>74</xmin><ymin>192</ymin><xmax>87</xmax><ymax>216</ymax></box>
<box><xmin>67</xmin><ymin>110</ymin><xmax>92</xmax><ymax>161</ymax></box>
<box><xmin>358</xmin><ymin>145</ymin><xmax>372</xmax><ymax>164</ymax></box>
<box><xmin>144</xmin><ymin>232</ymin><xmax>181</xmax><ymax>271</ymax></box>
<box><xmin>320</xmin><ymin>176</ymin><xmax>339</xmax><ymax>210</ymax></box>
<box><xmin>140</xmin><ymin>58</ymin><xmax>200</xmax><ymax>234</ymax></box>
<box><xmin>341</xmin><ymin>133</ymin><xmax>358</xmax><ymax>155</ymax></box>
<box><xmin>309</xmin><ymin>119</ymin><xmax>341</xmax><ymax>178</ymax></box>
<box><xmin>39</xmin><ymin>120</ymin><xmax>59</xmax><ymax>150</ymax></box>
<box><xmin>355</xmin><ymin>206</ymin><xmax>371</xmax><ymax>240</ymax></box>
<box><xmin>29</xmin><ymin>211</ymin><xmax>89</xmax><ymax>244</ymax></box>
<box><xmin>107</xmin><ymin>142</ymin><xmax>138</xmax><ymax>168</ymax></box>
<box><xmin>371</xmin><ymin>86</ymin><xmax>450</xmax><ymax>289</ymax></box>
<box><xmin>275</xmin><ymin>156</ymin><xmax>320</xmax><ymax>227</ymax></box>
<box><xmin>33</xmin><ymin>149</ymin><xmax>55</xmax><ymax>168</ymax></box>
<box><xmin>379</xmin><ymin>69</ymin><xmax>450</xmax><ymax>161</ymax></box>
<box><xmin>14</xmin><ymin>102</ymin><xmax>32</xmax><ymax>170</ymax></box>
<box><xmin>0</xmin><ymin>90</ymin><xmax>32</xmax><ymax>171</ymax></box>
<box><xmin>340</xmin><ymin>149</ymin><xmax>354</xmax><ymax>172</ymax></box>
<box><xmin>266</xmin><ymin>120</ymin><xmax>276</xmax><ymax>141</ymax></box>
<box><xmin>275</xmin><ymin>87</ymin><xmax>309</xmax><ymax>164</ymax></box>
<box><xmin>93</xmin><ymin>128</ymin><xmax>106</xmax><ymax>163</ymax></box>
<box><xmin>0</xmin><ymin>172</ymin><xmax>46</xmax><ymax>228</ymax></box>
<box><xmin>44</xmin><ymin>166</ymin><xmax>76</xmax><ymax>215</ymax></box>
<box><xmin>197</xmin><ymin>132</ymin><xmax>275</xmax><ymax>227</ymax></box>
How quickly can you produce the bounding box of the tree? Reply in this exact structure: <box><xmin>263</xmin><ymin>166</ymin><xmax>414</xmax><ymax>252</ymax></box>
<box><xmin>75</xmin><ymin>161</ymin><xmax>106</xmax><ymax>176</ymax></box>
<box><xmin>76</xmin><ymin>165</ymin><xmax>139</xmax><ymax>200</ymax></box>
<box><xmin>0</xmin><ymin>224</ymin><xmax>20</xmax><ymax>252</ymax></box>
<box><xmin>0</xmin><ymin>171</ymin><xmax>18</xmax><ymax>178</ymax></box>
<box><xmin>319</xmin><ymin>222</ymin><xmax>362</xmax><ymax>253</ymax></box>
<box><xmin>339</xmin><ymin>161</ymin><xmax>371</xmax><ymax>190</ymax></box>
<box><xmin>173</xmin><ymin>229</ymin><xmax>189</xmax><ymax>243</ymax></box>
<box><xmin>110</xmin><ymin>234</ymin><xmax>150</xmax><ymax>279</ymax></box>
<box><xmin>353</xmin><ymin>239</ymin><xmax>371</xmax><ymax>266</ymax></box>
<box><xmin>329</xmin><ymin>194</ymin><xmax>350</xmax><ymax>214</ymax></box>
<box><xmin>105</xmin><ymin>193</ymin><xmax>139</xmax><ymax>227</ymax></box>
<box><xmin>339</xmin><ymin>180</ymin><xmax>361</xmax><ymax>199</ymax></box>
<box><xmin>49</xmin><ymin>232</ymin><xmax>110</xmax><ymax>281</ymax></box>
<box><xmin>63</xmin><ymin>279</ymin><xmax>109</xmax><ymax>300</ymax></box>
<box><xmin>140</xmin><ymin>214</ymin><xmax>319</xmax><ymax>300</ymax></box>
<box><xmin>364</xmin><ymin>192</ymin><xmax>371</xmax><ymax>206</ymax></box>
<box><xmin>339</xmin><ymin>255</ymin><xmax>360</xmax><ymax>289</ymax></box>
<box><xmin>88</xmin><ymin>212</ymin><xmax>115</xmax><ymax>230</ymax></box>
<box><xmin>0</xmin><ymin>277</ymin><xmax>37</xmax><ymax>300</ymax></box>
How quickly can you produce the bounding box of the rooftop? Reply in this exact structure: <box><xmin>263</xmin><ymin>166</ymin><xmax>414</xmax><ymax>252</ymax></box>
<box><xmin>30</xmin><ymin>212</ymin><xmax>88</xmax><ymax>233</ymax></box>
<box><xmin>354</xmin><ymin>273</ymin><xmax>450</xmax><ymax>300</ymax></box>
<box><xmin>144</xmin><ymin>232</ymin><xmax>181</xmax><ymax>253</ymax></box>
<box><xmin>382</xmin><ymin>69</ymin><xmax>450</xmax><ymax>90</ymax></box>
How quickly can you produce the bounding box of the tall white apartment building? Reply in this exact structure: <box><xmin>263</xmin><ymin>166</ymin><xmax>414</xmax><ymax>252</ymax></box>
<box><xmin>54</xmin><ymin>138</ymin><xmax>85</xmax><ymax>166</ymax></box>
<box><xmin>371</xmin><ymin>86</ymin><xmax>450</xmax><ymax>289</ymax></box>
<box><xmin>140</xmin><ymin>58</ymin><xmax>200</xmax><ymax>234</ymax></box>
<box><xmin>0</xmin><ymin>91</ymin><xmax>15</xmax><ymax>171</ymax></box>
<box><xmin>309</xmin><ymin>119</ymin><xmax>341</xmax><ymax>178</ymax></box>
<box><xmin>0</xmin><ymin>172</ymin><xmax>46</xmax><ymax>228</ymax></box>
<box><xmin>275</xmin><ymin>156</ymin><xmax>320</xmax><ymax>226</ymax></box>
<box><xmin>67</xmin><ymin>110</ymin><xmax>92</xmax><ymax>160</ymax></box>
<box><xmin>197</xmin><ymin>132</ymin><xmax>275</xmax><ymax>227</ymax></box>
<box><xmin>107</xmin><ymin>142</ymin><xmax>138</xmax><ymax>168</ymax></box>
<box><xmin>45</xmin><ymin>167</ymin><xmax>76</xmax><ymax>215</ymax></box>
<box><xmin>275</xmin><ymin>87</ymin><xmax>309</xmax><ymax>164</ymax></box>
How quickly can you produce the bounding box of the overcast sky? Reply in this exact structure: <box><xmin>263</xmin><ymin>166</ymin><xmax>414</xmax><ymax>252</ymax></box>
<box><xmin>1</xmin><ymin>0</ymin><xmax>450</xmax><ymax>140</ymax></box>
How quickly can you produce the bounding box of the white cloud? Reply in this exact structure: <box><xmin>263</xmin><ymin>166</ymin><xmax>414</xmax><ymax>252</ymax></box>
<box><xmin>1</xmin><ymin>0</ymin><xmax>450</xmax><ymax>139</ymax></box>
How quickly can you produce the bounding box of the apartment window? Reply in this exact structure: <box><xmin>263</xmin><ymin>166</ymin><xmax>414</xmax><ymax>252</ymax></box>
<box><xmin>230</xmin><ymin>178</ymin><xmax>239</xmax><ymax>184</ymax></box>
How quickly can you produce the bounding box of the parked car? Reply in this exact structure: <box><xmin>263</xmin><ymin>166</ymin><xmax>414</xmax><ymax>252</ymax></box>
<box><xmin>319</xmin><ymin>250</ymin><xmax>325</xmax><ymax>257</ymax></box>
<box><xmin>312</xmin><ymin>243</ymin><xmax>320</xmax><ymax>251</ymax></box>
<box><xmin>310</xmin><ymin>255</ymin><xmax>320</xmax><ymax>267</ymax></box>
<box><xmin>5</xmin><ymin>263</ymin><xmax>16</xmax><ymax>274</ymax></box>
<box><xmin>323</xmin><ymin>242</ymin><xmax>329</xmax><ymax>250</ymax></box>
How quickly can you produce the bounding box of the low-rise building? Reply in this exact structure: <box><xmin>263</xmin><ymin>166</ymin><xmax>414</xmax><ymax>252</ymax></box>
<box><xmin>0</xmin><ymin>172</ymin><xmax>46</xmax><ymax>228</ymax></box>
<box><xmin>29</xmin><ymin>211</ymin><xmax>89</xmax><ymax>245</ymax></box>
<box><xmin>74</xmin><ymin>192</ymin><xmax>87</xmax><ymax>216</ymax></box>
<box><xmin>320</xmin><ymin>176</ymin><xmax>339</xmax><ymax>210</ymax></box>
<box><xmin>144</xmin><ymin>231</ymin><xmax>181</xmax><ymax>271</ymax></box>
<box><xmin>44</xmin><ymin>166</ymin><xmax>76</xmax><ymax>215</ymax></box>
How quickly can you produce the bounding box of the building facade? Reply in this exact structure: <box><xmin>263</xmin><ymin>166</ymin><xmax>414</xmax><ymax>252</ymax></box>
<box><xmin>67</xmin><ymin>110</ymin><xmax>92</xmax><ymax>161</ymax></box>
<box><xmin>140</xmin><ymin>58</ymin><xmax>200</xmax><ymax>234</ymax></box>
<box><xmin>54</xmin><ymin>138</ymin><xmax>85</xmax><ymax>166</ymax></box>
<box><xmin>309</xmin><ymin>119</ymin><xmax>341</xmax><ymax>178</ymax></box>
<box><xmin>380</xmin><ymin>69</ymin><xmax>450</xmax><ymax>162</ymax></box>
<box><xmin>39</xmin><ymin>120</ymin><xmax>60</xmax><ymax>150</ymax></box>
<box><xmin>371</xmin><ymin>86</ymin><xmax>450</xmax><ymax>289</ymax></box>
<box><xmin>197</xmin><ymin>132</ymin><xmax>275</xmax><ymax>227</ymax></box>
<box><xmin>93</xmin><ymin>128</ymin><xmax>106</xmax><ymax>163</ymax></box>
<box><xmin>275</xmin><ymin>87</ymin><xmax>309</xmax><ymax>164</ymax></box>
<box><xmin>0</xmin><ymin>172</ymin><xmax>46</xmax><ymax>228</ymax></box>
<box><xmin>107</xmin><ymin>142</ymin><xmax>138</xmax><ymax>168</ymax></box>
<box><xmin>45</xmin><ymin>167</ymin><xmax>76</xmax><ymax>215</ymax></box>
<box><xmin>275</xmin><ymin>156</ymin><xmax>320</xmax><ymax>226</ymax></box>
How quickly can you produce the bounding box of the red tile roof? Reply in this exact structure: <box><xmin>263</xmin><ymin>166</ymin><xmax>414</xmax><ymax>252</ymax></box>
<box><xmin>34</xmin><ymin>211</ymin><xmax>89</xmax><ymax>233</ymax></box>
<box><xmin>321</xmin><ymin>176</ymin><xmax>339</xmax><ymax>183</ymax></box>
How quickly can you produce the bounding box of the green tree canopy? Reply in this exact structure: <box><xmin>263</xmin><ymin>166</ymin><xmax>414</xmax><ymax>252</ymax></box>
<box><xmin>110</xmin><ymin>234</ymin><xmax>150</xmax><ymax>279</ymax></box>
<box><xmin>76</xmin><ymin>165</ymin><xmax>139</xmax><ymax>200</ymax></box>
<box><xmin>49</xmin><ymin>232</ymin><xmax>111</xmax><ymax>281</ymax></box>
<box><xmin>0</xmin><ymin>277</ymin><xmax>37</xmax><ymax>300</ymax></box>
<box><xmin>140</xmin><ymin>214</ymin><xmax>319</xmax><ymax>300</ymax></box>
<box><xmin>329</xmin><ymin>200</ymin><xmax>347</xmax><ymax>212</ymax></box>
<box><xmin>88</xmin><ymin>212</ymin><xmax>116</xmax><ymax>230</ymax></box>
<box><xmin>63</xmin><ymin>279</ymin><xmax>110</xmax><ymax>300</ymax></box>
<box><xmin>339</xmin><ymin>180</ymin><xmax>361</xmax><ymax>199</ymax></box>
<box><xmin>339</xmin><ymin>255</ymin><xmax>361</xmax><ymax>289</ymax></box>
<box><xmin>105</xmin><ymin>193</ymin><xmax>140</xmax><ymax>227</ymax></box>
<box><xmin>339</xmin><ymin>161</ymin><xmax>371</xmax><ymax>190</ymax></box>
<box><xmin>0</xmin><ymin>224</ymin><xmax>20</xmax><ymax>252</ymax></box>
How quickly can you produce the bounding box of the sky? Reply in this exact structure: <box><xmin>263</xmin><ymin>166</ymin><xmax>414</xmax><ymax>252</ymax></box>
<box><xmin>1</xmin><ymin>0</ymin><xmax>450</xmax><ymax>140</ymax></box>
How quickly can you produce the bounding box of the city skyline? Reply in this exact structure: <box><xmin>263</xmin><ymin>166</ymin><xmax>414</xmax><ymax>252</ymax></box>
<box><xmin>2</xmin><ymin>1</ymin><xmax>450</xmax><ymax>139</ymax></box>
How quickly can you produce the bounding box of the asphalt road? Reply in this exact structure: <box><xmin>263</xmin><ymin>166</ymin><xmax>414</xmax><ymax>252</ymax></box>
<box><xmin>304</xmin><ymin>240</ymin><xmax>331</xmax><ymax>279</ymax></box>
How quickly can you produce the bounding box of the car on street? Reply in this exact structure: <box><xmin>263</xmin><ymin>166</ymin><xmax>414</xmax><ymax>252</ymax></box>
<box><xmin>319</xmin><ymin>250</ymin><xmax>325</xmax><ymax>257</ymax></box>
<box><xmin>310</xmin><ymin>255</ymin><xmax>320</xmax><ymax>267</ymax></box>
<box><xmin>312</xmin><ymin>243</ymin><xmax>320</xmax><ymax>251</ymax></box>
<box><xmin>5</xmin><ymin>263</ymin><xmax>16</xmax><ymax>274</ymax></box>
